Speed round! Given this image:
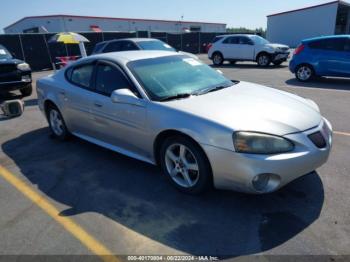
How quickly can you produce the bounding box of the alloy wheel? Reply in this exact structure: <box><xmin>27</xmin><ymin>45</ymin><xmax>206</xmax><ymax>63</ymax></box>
<box><xmin>49</xmin><ymin>109</ymin><xmax>64</xmax><ymax>136</ymax></box>
<box><xmin>164</xmin><ymin>143</ymin><xmax>200</xmax><ymax>188</ymax></box>
<box><xmin>297</xmin><ymin>66</ymin><xmax>312</xmax><ymax>81</ymax></box>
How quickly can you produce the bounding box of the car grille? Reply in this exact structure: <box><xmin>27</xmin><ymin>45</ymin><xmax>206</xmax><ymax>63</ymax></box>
<box><xmin>308</xmin><ymin>131</ymin><xmax>327</xmax><ymax>149</ymax></box>
<box><xmin>0</xmin><ymin>64</ymin><xmax>17</xmax><ymax>74</ymax></box>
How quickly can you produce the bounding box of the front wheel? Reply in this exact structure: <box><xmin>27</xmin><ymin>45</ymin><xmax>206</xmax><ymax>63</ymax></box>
<box><xmin>212</xmin><ymin>52</ymin><xmax>224</xmax><ymax>66</ymax></box>
<box><xmin>47</xmin><ymin>105</ymin><xmax>70</xmax><ymax>140</ymax></box>
<box><xmin>160</xmin><ymin>136</ymin><xmax>212</xmax><ymax>194</ymax></box>
<box><xmin>257</xmin><ymin>53</ymin><xmax>271</xmax><ymax>67</ymax></box>
<box><xmin>295</xmin><ymin>64</ymin><xmax>314</xmax><ymax>82</ymax></box>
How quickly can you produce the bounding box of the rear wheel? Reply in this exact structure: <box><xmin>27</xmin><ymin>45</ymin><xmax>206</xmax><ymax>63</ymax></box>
<box><xmin>160</xmin><ymin>136</ymin><xmax>212</xmax><ymax>194</ymax></box>
<box><xmin>257</xmin><ymin>53</ymin><xmax>271</xmax><ymax>67</ymax></box>
<box><xmin>295</xmin><ymin>64</ymin><xmax>314</xmax><ymax>82</ymax></box>
<box><xmin>46</xmin><ymin>105</ymin><xmax>70</xmax><ymax>140</ymax></box>
<box><xmin>20</xmin><ymin>85</ymin><xmax>32</xmax><ymax>97</ymax></box>
<box><xmin>212</xmin><ymin>52</ymin><xmax>224</xmax><ymax>66</ymax></box>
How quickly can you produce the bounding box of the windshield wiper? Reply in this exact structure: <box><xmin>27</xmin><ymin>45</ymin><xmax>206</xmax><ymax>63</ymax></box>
<box><xmin>159</xmin><ymin>93</ymin><xmax>192</xmax><ymax>102</ymax></box>
<box><xmin>195</xmin><ymin>85</ymin><xmax>230</xmax><ymax>96</ymax></box>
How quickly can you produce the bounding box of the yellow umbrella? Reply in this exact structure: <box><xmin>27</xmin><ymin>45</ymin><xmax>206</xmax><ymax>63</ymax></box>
<box><xmin>49</xmin><ymin>32</ymin><xmax>90</xmax><ymax>57</ymax></box>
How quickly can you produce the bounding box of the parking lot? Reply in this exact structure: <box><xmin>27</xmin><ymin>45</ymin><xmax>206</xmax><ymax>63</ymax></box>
<box><xmin>0</xmin><ymin>54</ymin><xmax>350</xmax><ymax>260</ymax></box>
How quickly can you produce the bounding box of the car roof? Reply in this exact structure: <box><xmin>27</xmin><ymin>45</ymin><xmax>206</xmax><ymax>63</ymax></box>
<box><xmin>97</xmin><ymin>38</ymin><xmax>161</xmax><ymax>46</ymax></box>
<box><xmin>86</xmin><ymin>50</ymin><xmax>182</xmax><ymax>64</ymax></box>
<box><xmin>217</xmin><ymin>34</ymin><xmax>258</xmax><ymax>38</ymax></box>
<box><xmin>303</xmin><ymin>35</ymin><xmax>350</xmax><ymax>43</ymax></box>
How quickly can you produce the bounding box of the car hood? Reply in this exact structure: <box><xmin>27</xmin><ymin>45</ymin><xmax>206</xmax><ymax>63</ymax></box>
<box><xmin>178</xmin><ymin>51</ymin><xmax>199</xmax><ymax>60</ymax></box>
<box><xmin>266</xmin><ymin>43</ymin><xmax>290</xmax><ymax>50</ymax></box>
<box><xmin>163</xmin><ymin>81</ymin><xmax>322</xmax><ymax>136</ymax></box>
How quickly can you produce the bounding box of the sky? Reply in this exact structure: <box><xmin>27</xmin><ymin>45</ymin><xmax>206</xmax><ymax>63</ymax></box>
<box><xmin>1</xmin><ymin>0</ymin><xmax>339</xmax><ymax>33</ymax></box>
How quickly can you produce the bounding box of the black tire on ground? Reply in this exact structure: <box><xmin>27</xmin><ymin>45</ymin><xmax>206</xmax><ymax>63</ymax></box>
<box><xmin>230</xmin><ymin>61</ymin><xmax>236</xmax><ymax>65</ymax></box>
<box><xmin>257</xmin><ymin>53</ymin><xmax>271</xmax><ymax>67</ymax></box>
<box><xmin>20</xmin><ymin>85</ymin><xmax>33</xmax><ymax>97</ymax></box>
<box><xmin>160</xmin><ymin>135</ymin><xmax>213</xmax><ymax>194</ymax></box>
<box><xmin>46</xmin><ymin>104</ymin><xmax>70</xmax><ymax>141</ymax></box>
<box><xmin>212</xmin><ymin>52</ymin><xmax>224</xmax><ymax>66</ymax></box>
<box><xmin>273</xmin><ymin>61</ymin><xmax>283</xmax><ymax>66</ymax></box>
<box><xmin>295</xmin><ymin>64</ymin><xmax>314</xmax><ymax>82</ymax></box>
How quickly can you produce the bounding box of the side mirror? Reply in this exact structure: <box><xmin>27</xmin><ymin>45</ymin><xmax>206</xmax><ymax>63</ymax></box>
<box><xmin>111</xmin><ymin>88</ymin><xmax>141</xmax><ymax>105</ymax></box>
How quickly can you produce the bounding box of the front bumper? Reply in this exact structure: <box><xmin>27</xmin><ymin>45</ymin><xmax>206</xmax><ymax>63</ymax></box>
<box><xmin>0</xmin><ymin>71</ymin><xmax>32</xmax><ymax>92</ymax></box>
<box><xmin>202</xmin><ymin>118</ymin><xmax>332</xmax><ymax>194</ymax></box>
<box><xmin>272</xmin><ymin>52</ymin><xmax>290</xmax><ymax>62</ymax></box>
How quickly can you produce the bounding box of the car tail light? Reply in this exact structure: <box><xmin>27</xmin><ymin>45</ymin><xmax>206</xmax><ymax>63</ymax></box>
<box><xmin>294</xmin><ymin>44</ymin><xmax>305</xmax><ymax>55</ymax></box>
<box><xmin>207</xmin><ymin>43</ymin><xmax>213</xmax><ymax>52</ymax></box>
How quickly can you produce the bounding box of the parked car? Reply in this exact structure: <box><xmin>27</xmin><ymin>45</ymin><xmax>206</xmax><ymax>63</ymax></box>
<box><xmin>92</xmin><ymin>38</ymin><xmax>198</xmax><ymax>59</ymax></box>
<box><xmin>208</xmin><ymin>34</ymin><xmax>290</xmax><ymax>67</ymax></box>
<box><xmin>290</xmin><ymin>35</ymin><xmax>350</xmax><ymax>82</ymax></box>
<box><xmin>37</xmin><ymin>51</ymin><xmax>332</xmax><ymax>194</ymax></box>
<box><xmin>0</xmin><ymin>44</ymin><xmax>32</xmax><ymax>97</ymax></box>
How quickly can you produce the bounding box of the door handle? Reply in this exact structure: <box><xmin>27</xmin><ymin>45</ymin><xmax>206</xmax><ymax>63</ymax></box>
<box><xmin>94</xmin><ymin>102</ymin><xmax>103</xmax><ymax>108</ymax></box>
<box><xmin>59</xmin><ymin>90</ymin><xmax>66</xmax><ymax>95</ymax></box>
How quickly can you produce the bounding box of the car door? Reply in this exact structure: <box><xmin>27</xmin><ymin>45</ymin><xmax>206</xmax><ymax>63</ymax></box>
<box><xmin>62</xmin><ymin>62</ymin><xmax>98</xmax><ymax>137</ymax></box>
<box><xmin>220</xmin><ymin>36</ymin><xmax>240</xmax><ymax>59</ymax></box>
<box><xmin>237</xmin><ymin>36</ymin><xmax>255</xmax><ymax>60</ymax></box>
<box><xmin>89</xmin><ymin>60</ymin><xmax>148</xmax><ymax>157</ymax></box>
<box><xmin>310</xmin><ymin>38</ymin><xmax>350</xmax><ymax>77</ymax></box>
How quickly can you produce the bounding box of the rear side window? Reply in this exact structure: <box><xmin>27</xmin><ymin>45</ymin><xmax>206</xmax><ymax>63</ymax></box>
<box><xmin>309</xmin><ymin>38</ymin><xmax>347</xmax><ymax>51</ymax></box>
<box><xmin>95</xmin><ymin>64</ymin><xmax>131</xmax><ymax>96</ymax></box>
<box><xmin>93</xmin><ymin>43</ymin><xmax>106</xmax><ymax>54</ymax></box>
<box><xmin>69</xmin><ymin>64</ymin><xmax>94</xmax><ymax>89</ymax></box>
<box><xmin>121</xmin><ymin>41</ymin><xmax>138</xmax><ymax>51</ymax></box>
<box><xmin>103</xmin><ymin>41</ymin><xmax>123</xmax><ymax>53</ymax></box>
<box><xmin>212</xmin><ymin>36</ymin><xmax>224</xmax><ymax>43</ymax></box>
<box><xmin>223</xmin><ymin>36</ymin><xmax>239</xmax><ymax>44</ymax></box>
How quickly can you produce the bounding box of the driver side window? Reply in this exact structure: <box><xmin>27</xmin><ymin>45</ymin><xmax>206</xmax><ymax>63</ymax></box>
<box><xmin>95</xmin><ymin>63</ymin><xmax>131</xmax><ymax>96</ymax></box>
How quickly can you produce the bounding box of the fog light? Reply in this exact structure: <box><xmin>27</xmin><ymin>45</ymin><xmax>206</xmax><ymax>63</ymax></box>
<box><xmin>22</xmin><ymin>75</ymin><xmax>31</xmax><ymax>82</ymax></box>
<box><xmin>252</xmin><ymin>173</ymin><xmax>281</xmax><ymax>193</ymax></box>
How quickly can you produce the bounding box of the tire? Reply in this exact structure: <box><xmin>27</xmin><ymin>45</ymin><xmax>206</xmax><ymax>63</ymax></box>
<box><xmin>229</xmin><ymin>61</ymin><xmax>236</xmax><ymax>65</ymax></box>
<box><xmin>257</xmin><ymin>53</ymin><xmax>271</xmax><ymax>67</ymax></box>
<box><xmin>46</xmin><ymin>105</ymin><xmax>70</xmax><ymax>140</ymax></box>
<box><xmin>212</xmin><ymin>52</ymin><xmax>224</xmax><ymax>66</ymax></box>
<box><xmin>20</xmin><ymin>85</ymin><xmax>33</xmax><ymax>97</ymax></box>
<box><xmin>295</xmin><ymin>64</ymin><xmax>314</xmax><ymax>82</ymax></box>
<box><xmin>273</xmin><ymin>61</ymin><xmax>283</xmax><ymax>66</ymax></box>
<box><xmin>160</xmin><ymin>135</ymin><xmax>212</xmax><ymax>194</ymax></box>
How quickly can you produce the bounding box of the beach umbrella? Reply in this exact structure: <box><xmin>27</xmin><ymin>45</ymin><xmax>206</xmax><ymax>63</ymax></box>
<box><xmin>49</xmin><ymin>32</ymin><xmax>90</xmax><ymax>57</ymax></box>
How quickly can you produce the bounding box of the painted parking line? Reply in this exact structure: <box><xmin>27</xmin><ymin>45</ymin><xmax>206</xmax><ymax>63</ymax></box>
<box><xmin>334</xmin><ymin>131</ymin><xmax>350</xmax><ymax>137</ymax></box>
<box><xmin>0</xmin><ymin>165</ymin><xmax>120</xmax><ymax>262</ymax></box>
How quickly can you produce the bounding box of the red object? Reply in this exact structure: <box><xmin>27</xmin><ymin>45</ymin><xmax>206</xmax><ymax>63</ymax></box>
<box><xmin>204</xmin><ymin>43</ymin><xmax>213</xmax><ymax>53</ymax></box>
<box><xmin>294</xmin><ymin>44</ymin><xmax>305</xmax><ymax>55</ymax></box>
<box><xmin>55</xmin><ymin>56</ymin><xmax>80</xmax><ymax>68</ymax></box>
<box><xmin>90</xmin><ymin>25</ymin><xmax>102</xmax><ymax>32</ymax></box>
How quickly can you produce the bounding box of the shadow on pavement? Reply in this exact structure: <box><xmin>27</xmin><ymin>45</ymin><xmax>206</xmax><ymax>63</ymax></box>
<box><xmin>2</xmin><ymin>128</ymin><xmax>325</xmax><ymax>257</ymax></box>
<box><xmin>211</xmin><ymin>63</ymin><xmax>288</xmax><ymax>70</ymax></box>
<box><xmin>286</xmin><ymin>77</ymin><xmax>350</xmax><ymax>91</ymax></box>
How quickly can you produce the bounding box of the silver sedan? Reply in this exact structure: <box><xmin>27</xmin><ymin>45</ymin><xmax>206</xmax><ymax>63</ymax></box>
<box><xmin>36</xmin><ymin>51</ymin><xmax>332</xmax><ymax>194</ymax></box>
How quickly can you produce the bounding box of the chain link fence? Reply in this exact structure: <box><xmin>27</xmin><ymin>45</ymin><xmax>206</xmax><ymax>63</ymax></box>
<box><xmin>0</xmin><ymin>31</ymin><xmax>227</xmax><ymax>71</ymax></box>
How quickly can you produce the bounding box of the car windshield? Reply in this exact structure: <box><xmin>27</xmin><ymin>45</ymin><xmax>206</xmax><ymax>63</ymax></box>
<box><xmin>0</xmin><ymin>45</ymin><xmax>12</xmax><ymax>59</ymax></box>
<box><xmin>128</xmin><ymin>55</ymin><xmax>233</xmax><ymax>101</ymax></box>
<box><xmin>250</xmin><ymin>35</ymin><xmax>270</xmax><ymax>45</ymax></box>
<box><xmin>137</xmin><ymin>40</ymin><xmax>176</xmax><ymax>52</ymax></box>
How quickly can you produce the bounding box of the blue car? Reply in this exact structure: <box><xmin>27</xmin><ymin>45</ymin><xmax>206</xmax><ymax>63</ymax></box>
<box><xmin>289</xmin><ymin>35</ymin><xmax>350</xmax><ymax>82</ymax></box>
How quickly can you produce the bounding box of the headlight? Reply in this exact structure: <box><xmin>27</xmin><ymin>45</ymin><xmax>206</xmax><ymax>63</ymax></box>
<box><xmin>17</xmin><ymin>63</ymin><xmax>30</xmax><ymax>71</ymax></box>
<box><xmin>233</xmin><ymin>132</ymin><xmax>294</xmax><ymax>154</ymax></box>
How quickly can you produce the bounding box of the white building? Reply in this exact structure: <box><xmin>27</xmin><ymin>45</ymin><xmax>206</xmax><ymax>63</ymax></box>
<box><xmin>267</xmin><ymin>0</ymin><xmax>350</xmax><ymax>47</ymax></box>
<box><xmin>3</xmin><ymin>15</ymin><xmax>226</xmax><ymax>34</ymax></box>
